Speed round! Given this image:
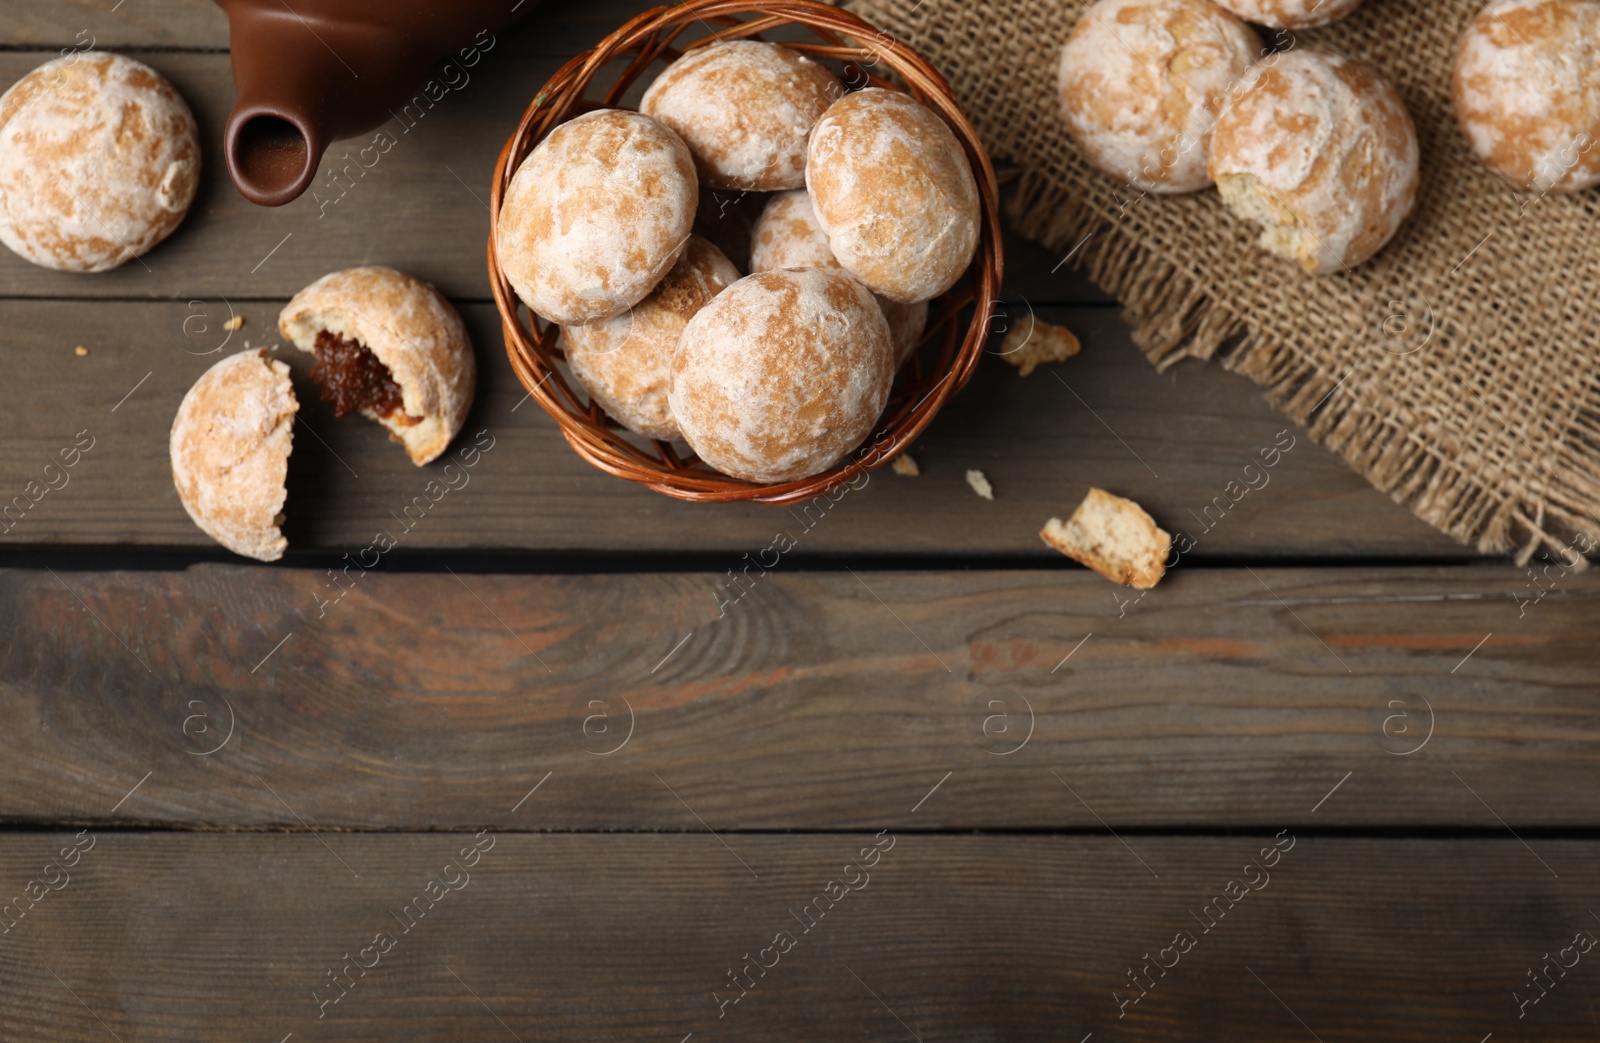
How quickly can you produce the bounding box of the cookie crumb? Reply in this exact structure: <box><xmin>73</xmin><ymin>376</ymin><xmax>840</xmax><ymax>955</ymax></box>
<box><xmin>1040</xmin><ymin>487</ymin><xmax>1171</xmax><ymax>589</ymax></box>
<box><xmin>966</xmin><ymin>469</ymin><xmax>994</xmax><ymax>500</ymax></box>
<box><xmin>892</xmin><ymin>454</ymin><xmax>920</xmax><ymax>477</ymax></box>
<box><xmin>74</xmin><ymin>345</ymin><xmax>88</xmax><ymax>357</ymax></box>
<box><xmin>999</xmin><ymin>317</ymin><xmax>1080</xmax><ymax>377</ymax></box>
<box><xmin>223</xmin><ymin>315</ymin><xmax>244</xmax><ymax>331</ymax></box>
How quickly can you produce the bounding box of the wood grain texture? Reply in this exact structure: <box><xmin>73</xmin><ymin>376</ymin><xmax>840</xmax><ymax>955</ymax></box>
<box><xmin>0</xmin><ymin>0</ymin><xmax>228</xmax><ymax>50</ymax></box>
<box><xmin>0</xmin><ymin>0</ymin><xmax>692</xmax><ymax>57</ymax></box>
<box><xmin>4</xmin><ymin>564</ymin><xmax>1593</xmax><ymax>829</ymax></box>
<box><xmin>1</xmin><ymin>3</ymin><xmax>1595</xmax><ymax>1038</ymax></box>
<box><xmin>0</xmin><ymin>301</ymin><xmax>1461</xmax><ymax>556</ymax></box>
<box><xmin>0</xmin><ymin>832</ymin><xmax>1596</xmax><ymax>1042</ymax></box>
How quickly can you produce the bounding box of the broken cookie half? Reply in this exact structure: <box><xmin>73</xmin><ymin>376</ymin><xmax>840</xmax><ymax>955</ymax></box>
<box><xmin>1042</xmin><ymin>487</ymin><xmax>1171</xmax><ymax>590</ymax></box>
<box><xmin>171</xmin><ymin>348</ymin><xmax>297</xmax><ymax>562</ymax></box>
<box><xmin>279</xmin><ymin>266</ymin><xmax>475</xmax><ymax>466</ymax></box>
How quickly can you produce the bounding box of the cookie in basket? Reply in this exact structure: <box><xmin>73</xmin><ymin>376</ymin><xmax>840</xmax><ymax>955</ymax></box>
<box><xmin>498</xmin><ymin>108</ymin><xmax>698</xmax><ymax>325</ymax></box>
<box><xmin>643</xmin><ymin>39</ymin><xmax>842</xmax><ymax>191</ymax></box>
<box><xmin>669</xmin><ymin>268</ymin><xmax>894</xmax><ymax>483</ymax></box>
<box><xmin>750</xmin><ymin>189</ymin><xmax>928</xmax><ymax>365</ymax></box>
<box><xmin>806</xmin><ymin>88</ymin><xmax>980</xmax><ymax>304</ymax></box>
<box><xmin>562</xmin><ymin>235</ymin><xmax>741</xmax><ymax>441</ymax></box>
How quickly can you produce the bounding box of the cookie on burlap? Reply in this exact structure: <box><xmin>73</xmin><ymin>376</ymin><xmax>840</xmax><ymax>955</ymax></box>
<box><xmin>1058</xmin><ymin>0</ymin><xmax>1261</xmax><ymax>194</ymax></box>
<box><xmin>1212</xmin><ymin>0</ymin><xmax>1365</xmax><ymax>28</ymax></box>
<box><xmin>1453</xmin><ymin>0</ymin><xmax>1600</xmax><ymax>193</ymax></box>
<box><xmin>1209</xmin><ymin>48</ymin><xmax>1420</xmax><ymax>274</ymax></box>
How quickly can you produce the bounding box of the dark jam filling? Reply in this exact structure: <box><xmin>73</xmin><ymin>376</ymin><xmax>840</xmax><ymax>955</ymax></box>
<box><xmin>310</xmin><ymin>329</ymin><xmax>419</xmax><ymax>425</ymax></box>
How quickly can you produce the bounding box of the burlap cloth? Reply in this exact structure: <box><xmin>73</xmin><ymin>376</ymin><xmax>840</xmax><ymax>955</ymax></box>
<box><xmin>845</xmin><ymin>0</ymin><xmax>1600</xmax><ymax>562</ymax></box>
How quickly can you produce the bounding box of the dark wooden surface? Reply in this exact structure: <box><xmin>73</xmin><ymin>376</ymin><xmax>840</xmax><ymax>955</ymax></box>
<box><xmin>1</xmin><ymin>1</ymin><xmax>1595</xmax><ymax>1040</ymax></box>
<box><xmin>3</xmin><ymin>834</ymin><xmax>1599</xmax><ymax>1042</ymax></box>
<box><xmin>4</xmin><ymin>564</ymin><xmax>1597</xmax><ymax>829</ymax></box>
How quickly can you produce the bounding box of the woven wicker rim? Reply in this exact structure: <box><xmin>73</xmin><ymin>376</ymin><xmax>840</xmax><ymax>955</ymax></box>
<box><xmin>487</xmin><ymin>0</ymin><xmax>1004</xmax><ymax>504</ymax></box>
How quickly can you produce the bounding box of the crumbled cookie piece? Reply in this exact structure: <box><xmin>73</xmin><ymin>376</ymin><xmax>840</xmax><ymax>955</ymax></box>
<box><xmin>966</xmin><ymin>469</ymin><xmax>994</xmax><ymax>500</ymax></box>
<box><xmin>892</xmin><ymin>453</ymin><xmax>920</xmax><ymax>477</ymax></box>
<box><xmin>1041</xmin><ymin>487</ymin><xmax>1171</xmax><ymax>589</ymax></box>
<box><xmin>999</xmin><ymin>317</ymin><xmax>1080</xmax><ymax>377</ymax></box>
<box><xmin>224</xmin><ymin>315</ymin><xmax>245</xmax><ymax>331</ymax></box>
<box><xmin>74</xmin><ymin>345</ymin><xmax>88</xmax><ymax>356</ymax></box>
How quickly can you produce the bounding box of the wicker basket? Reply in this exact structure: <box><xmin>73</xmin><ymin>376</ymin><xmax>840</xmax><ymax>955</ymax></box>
<box><xmin>487</xmin><ymin>0</ymin><xmax>1003</xmax><ymax>504</ymax></box>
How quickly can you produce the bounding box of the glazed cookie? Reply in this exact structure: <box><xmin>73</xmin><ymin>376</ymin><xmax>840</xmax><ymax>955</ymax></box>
<box><xmin>1454</xmin><ymin>0</ymin><xmax>1600</xmax><ymax>193</ymax></box>
<box><xmin>0</xmin><ymin>52</ymin><xmax>200</xmax><ymax>272</ymax></box>
<box><xmin>642</xmin><ymin>40</ymin><xmax>842</xmax><ymax>191</ymax></box>
<box><xmin>806</xmin><ymin>89</ymin><xmax>980</xmax><ymax>304</ymax></box>
<box><xmin>497</xmin><ymin>109</ymin><xmax>697</xmax><ymax>325</ymax></box>
<box><xmin>1209</xmin><ymin>48</ymin><xmax>1420</xmax><ymax>273</ymax></box>
<box><xmin>670</xmin><ymin>268</ymin><xmax>894</xmax><ymax>484</ymax></box>
<box><xmin>1058</xmin><ymin>0</ymin><xmax>1261</xmax><ymax>193</ymax></box>
<box><xmin>750</xmin><ymin>189</ymin><xmax>929</xmax><ymax>365</ymax></box>
<box><xmin>1211</xmin><ymin>0</ymin><xmax>1365</xmax><ymax>28</ymax></box>
<box><xmin>562</xmin><ymin>235</ymin><xmax>741</xmax><ymax>441</ymax></box>
<box><xmin>170</xmin><ymin>349</ymin><xmax>297</xmax><ymax>562</ymax></box>
<box><xmin>280</xmin><ymin>266</ymin><xmax>476</xmax><ymax>466</ymax></box>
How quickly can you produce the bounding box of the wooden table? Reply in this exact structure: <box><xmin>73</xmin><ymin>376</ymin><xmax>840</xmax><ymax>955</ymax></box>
<box><xmin>2</xmin><ymin>3</ymin><xmax>1597</xmax><ymax>1040</ymax></box>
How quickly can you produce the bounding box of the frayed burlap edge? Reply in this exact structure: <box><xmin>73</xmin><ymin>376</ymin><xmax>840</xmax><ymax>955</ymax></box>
<box><xmin>1007</xmin><ymin>169</ymin><xmax>1595</xmax><ymax>568</ymax></box>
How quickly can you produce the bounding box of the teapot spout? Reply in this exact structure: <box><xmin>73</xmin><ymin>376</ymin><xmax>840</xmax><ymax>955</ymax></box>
<box><xmin>226</xmin><ymin>107</ymin><xmax>321</xmax><ymax>207</ymax></box>
<box><xmin>213</xmin><ymin>0</ymin><xmax>531</xmax><ymax>207</ymax></box>
<box><xmin>216</xmin><ymin>1</ymin><xmax>362</xmax><ymax>207</ymax></box>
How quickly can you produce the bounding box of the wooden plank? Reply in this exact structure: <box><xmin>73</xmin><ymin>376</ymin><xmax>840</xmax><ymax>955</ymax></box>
<box><xmin>1002</xmin><ymin>221</ymin><xmax>1115</xmax><ymax>304</ymax></box>
<box><xmin>0</xmin><ymin>0</ymin><xmax>228</xmax><ymax>50</ymax></box>
<box><xmin>0</xmin><ymin>832</ymin><xmax>1596</xmax><ymax>1041</ymax></box>
<box><xmin>0</xmin><ymin>50</ymin><xmax>1113</xmax><ymax>306</ymax></box>
<box><xmin>0</xmin><ymin>0</ymin><xmax>673</xmax><ymax>56</ymax></box>
<box><xmin>4</xmin><ymin>564</ymin><xmax>1594</xmax><ymax>829</ymax></box>
<box><xmin>0</xmin><ymin>300</ymin><xmax>1462</xmax><ymax>556</ymax></box>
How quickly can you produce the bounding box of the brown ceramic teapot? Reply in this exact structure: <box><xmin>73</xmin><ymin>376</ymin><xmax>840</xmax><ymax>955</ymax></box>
<box><xmin>213</xmin><ymin>1</ymin><xmax>530</xmax><ymax>206</ymax></box>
